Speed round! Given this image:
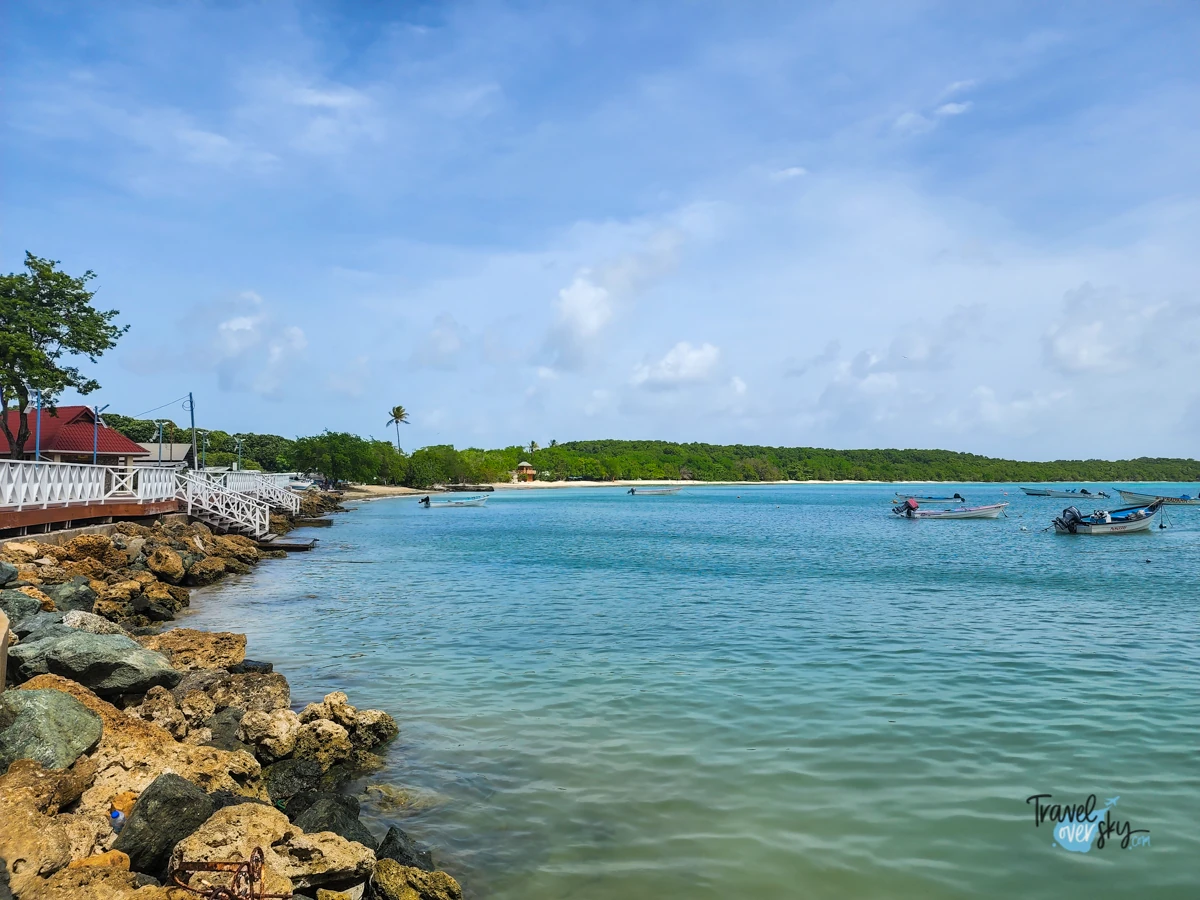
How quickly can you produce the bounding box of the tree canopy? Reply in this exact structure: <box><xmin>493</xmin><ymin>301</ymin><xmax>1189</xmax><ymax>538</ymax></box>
<box><xmin>0</xmin><ymin>253</ymin><xmax>127</xmax><ymax>457</ymax></box>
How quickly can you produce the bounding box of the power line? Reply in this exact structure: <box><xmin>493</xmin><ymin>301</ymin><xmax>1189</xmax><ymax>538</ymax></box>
<box><xmin>128</xmin><ymin>395</ymin><xmax>190</xmax><ymax>420</ymax></box>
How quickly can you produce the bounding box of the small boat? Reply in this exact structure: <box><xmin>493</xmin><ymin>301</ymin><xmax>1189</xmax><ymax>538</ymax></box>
<box><xmin>1114</xmin><ymin>489</ymin><xmax>1200</xmax><ymax>506</ymax></box>
<box><xmin>892</xmin><ymin>499</ymin><xmax>1009</xmax><ymax>519</ymax></box>
<box><xmin>893</xmin><ymin>492</ymin><xmax>967</xmax><ymax>504</ymax></box>
<box><xmin>418</xmin><ymin>495</ymin><xmax>488</xmax><ymax>508</ymax></box>
<box><xmin>1053</xmin><ymin>500</ymin><xmax>1163</xmax><ymax>535</ymax></box>
<box><xmin>628</xmin><ymin>487</ymin><xmax>681</xmax><ymax>496</ymax></box>
<box><xmin>1020</xmin><ymin>487</ymin><xmax>1110</xmax><ymax>499</ymax></box>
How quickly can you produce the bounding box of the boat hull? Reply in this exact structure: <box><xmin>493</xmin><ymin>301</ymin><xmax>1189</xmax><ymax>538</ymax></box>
<box><xmin>1116</xmin><ymin>489</ymin><xmax>1200</xmax><ymax>506</ymax></box>
<box><xmin>1053</xmin><ymin>515</ymin><xmax>1155</xmax><ymax>535</ymax></box>
<box><xmin>1020</xmin><ymin>487</ymin><xmax>1109</xmax><ymax>499</ymax></box>
<box><xmin>630</xmin><ymin>487</ymin><xmax>681</xmax><ymax>495</ymax></box>
<box><xmin>893</xmin><ymin>495</ymin><xmax>966</xmax><ymax>504</ymax></box>
<box><xmin>894</xmin><ymin>503</ymin><xmax>1008</xmax><ymax>519</ymax></box>
<box><xmin>423</xmin><ymin>497</ymin><xmax>488</xmax><ymax>507</ymax></box>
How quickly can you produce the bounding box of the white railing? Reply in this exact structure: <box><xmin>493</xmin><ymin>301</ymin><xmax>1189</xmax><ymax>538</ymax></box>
<box><xmin>213</xmin><ymin>471</ymin><xmax>300</xmax><ymax>513</ymax></box>
<box><xmin>0</xmin><ymin>459</ymin><xmax>177</xmax><ymax>511</ymax></box>
<box><xmin>177</xmin><ymin>472</ymin><xmax>271</xmax><ymax>537</ymax></box>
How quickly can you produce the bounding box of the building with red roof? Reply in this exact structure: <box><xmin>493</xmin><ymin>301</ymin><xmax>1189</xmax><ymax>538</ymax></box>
<box><xmin>1</xmin><ymin>406</ymin><xmax>149</xmax><ymax>466</ymax></box>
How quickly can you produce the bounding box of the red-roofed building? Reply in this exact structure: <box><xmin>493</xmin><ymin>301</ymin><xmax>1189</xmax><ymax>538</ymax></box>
<box><xmin>1</xmin><ymin>406</ymin><xmax>149</xmax><ymax>466</ymax></box>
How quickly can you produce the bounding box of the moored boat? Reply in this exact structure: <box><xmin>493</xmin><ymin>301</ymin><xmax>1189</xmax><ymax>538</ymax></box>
<box><xmin>892</xmin><ymin>499</ymin><xmax>1008</xmax><ymax>519</ymax></box>
<box><xmin>1020</xmin><ymin>487</ymin><xmax>1109</xmax><ymax>499</ymax></box>
<box><xmin>1052</xmin><ymin>500</ymin><xmax>1163</xmax><ymax>535</ymax></box>
<box><xmin>1114</xmin><ymin>489</ymin><xmax>1200</xmax><ymax>506</ymax></box>
<box><xmin>418</xmin><ymin>495</ymin><xmax>488</xmax><ymax>508</ymax></box>
<box><xmin>628</xmin><ymin>487</ymin><xmax>682</xmax><ymax>495</ymax></box>
<box><xmin>893</xmin><ymin>492</ymin><xmax>967</xmax><ymax>504</ymax></box>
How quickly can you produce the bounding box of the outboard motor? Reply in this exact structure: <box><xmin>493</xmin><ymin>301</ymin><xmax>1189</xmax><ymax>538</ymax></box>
<box><xmin>1053</xmin><ymin>505</ymin><xmax>1084</xmax><ymax>533</ymax></box>
<box><xmin>893</xmin><ymin>497</ymin><xmax>920</xmax><ymax>518</ymax></box>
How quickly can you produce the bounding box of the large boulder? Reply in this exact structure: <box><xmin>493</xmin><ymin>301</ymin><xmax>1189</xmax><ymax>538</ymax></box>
<box><xmin>292</xmin><ymin>720</ymin><xmax>354</xmax><ymax>772</ymax></box>
<box><xmin>203</xmin><ymin>707</ymin><xmax>252</xmax><ymax>754</ymax></box>
<box><xmin>113</xmin><ymin>774</ymin><xmax>215</xmax><ymax>878</ymax></box>
<box><xmin>0</xmin><ymin>560</ymin><xmax>18</xmax><ymax>587</ymax></box>
<box><xmin>377</xmin><ymin>827</ymin><xmax>434</xmax><ymax>872</ymax></box>
<box><xmin>211</xmin><ymin>535</ymin><xmax>260</xmax><ymax>563</ymax></box>
<box><xmin>131</xmin><ymin>687</ymin><xmax>188</xmax><ymax>740</ymax></box>
<box><xmin>372</xmin><ymin>860</ymin><xmax>462</xmax><ymax>900</ymax></box>
<box><xmin>205</xmin><ymin>672</ymin><xmax>291</xmax><ymax>713</ymax></box>
<box><xmin>292</xmin><ymin>795</ymin><xmax>378</xmax><ymax>851</ymax></box>
<box><xmin>136</xmin><ymin>629</ymin><xmax>245</xmax><ymax>671</ymax></box>
<box><xmin>0</xmin><ymin>760</ymin><xmax>96</xmax><ymax>897</ymax></box>
<box><xmin>170</xmin><ymin>804</ymin><xmax>374</xmax><ymax>894</ymax></box>
<box><xmin>0</xmin><ymin>689</ymin><xmax>103</xmax><ymax>772</ymax></box>
<box><xmin>8</xmin><ymin>631</ymin><xmax>181</xmax><ymax>697</ymax></box>
<box><xmin>60</xmin><ymin>534</ymin><xmax>127</xmax><ymax>568</ymax></box>
<box><xmin>144</xmin><ymin>548</ymin><xmax>184</xmax><ymax>584</ymax></box>
<box><xmin>16</xmin><ymin>866</ymin><xmax>172</xmax><ymax>900</ymax></box>
<box><xmin>184</xmin><ymin>556</ymin><xmax>225</xmax><ymax>586</ymax></box>
<box><xmin>61</xmin><ymin>610</ymin><xmax>128</xmax><ymax>636</ymax></box>
<box><xmin>263</xmin><ymin>758</ymin><xmax>323</xmax><ymax>806</ymax></box>
<box><xmin>238</xmin><ymin>709</ymin><xmax>300</xmax><ymax>761</ymax></box>
<box><xmin>300</xmin><ymin>692</ymin><xmax>398</xmax><ymax>751</ymax></box>
<box><xmin>16</xmin><ymin>676</ymin><xmax>265</xmax><ymax>816</ymax></box>
<box><xmin>41</xmin><ymin>576</ymin><xmax>99</xmax><ymax>613</ymax></box>
<box><xmin>0</xmin><ymin>590</ymin><xmax>41</xmax><ymax>633</ymax></box>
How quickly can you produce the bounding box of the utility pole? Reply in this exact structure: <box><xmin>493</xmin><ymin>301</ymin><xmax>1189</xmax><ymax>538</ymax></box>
<box><xmin>34</xmin><ymin>389</ymin><xmax>41</xmax><ymax>463</ymax></box>
<box><xmin>154</xmin><ymin>420</ymin><xmax>168</xmax><ymax>466</ymax></box>
<box><xmin>187</xmin><ymin>392</ymin><xmax>197</xmax><ymax>471</ymax></box>
<box><xmin>197</xmin><ymin>431</ymin><xmax>210</xmax><ymax>469</ymax></box>
<box><xmin>92</xmin><ymin>404</ymin><xmax>109</xmax><ymax>465</ymax></box>
<box><xmin>234</xmin><ymin>437</ymin><xmax>243</xmax><ymax>471</ymax></box>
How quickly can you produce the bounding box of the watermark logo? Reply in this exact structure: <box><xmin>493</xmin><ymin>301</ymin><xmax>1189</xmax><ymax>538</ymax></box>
<box><xmin>1026</xmin><ymin>794</ymin><xmax>1150</xmax><ymax>852</ymax></box>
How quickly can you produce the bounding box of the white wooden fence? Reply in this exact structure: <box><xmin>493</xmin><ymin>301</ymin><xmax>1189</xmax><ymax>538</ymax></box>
<box><xmin>0</xmin><ymin>459</ymin><xmax>177</xmax><ymax>510</ymax></box>
<box><xmin>211</xmin><ymin>471</ymin><xmax>300</xmax><ymax>513</ymax></box>
<box><xmin>1</xmin><ymin>460</ymin><xmax>272</xmax><ymax>538</ymax></box>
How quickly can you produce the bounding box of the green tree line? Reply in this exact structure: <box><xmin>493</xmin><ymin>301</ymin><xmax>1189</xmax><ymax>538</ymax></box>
<box><xmin>105</xmin><ymin>415</ymin><xmax>1200</xmax><ymax>488</ymax></box>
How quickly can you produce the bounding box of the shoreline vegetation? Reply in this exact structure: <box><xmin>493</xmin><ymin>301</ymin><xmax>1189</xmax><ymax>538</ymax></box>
<box><xmin>103</xmin><ymin>416</ymin><xmax>1200</xmax><ymax>487</ymax></box>
<box><xmin>0</xmin><ymin>494</ymin><xmax>463</xmax><ymax>900</ymax></box>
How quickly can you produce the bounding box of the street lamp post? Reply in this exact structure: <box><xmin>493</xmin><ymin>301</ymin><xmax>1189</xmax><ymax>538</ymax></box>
<box><xmin>198</xmin><ymin>432</ymin><xmax>210</xmax><ymax>469</ymax></box>
<box><xmin>234</xmin><ymin>437</ymin><xmax>243</xmax><ymax>471</ymax></box>
<box><xmin>34</xmin><ymin>389</ymin><xmax>41</xmax><ymax>463</ymax></box>
<box><xmin>154</xmin><ymin>420</ymin><xmax>168</xmax><ymax>466</ymax></box>
<box><xmin>92</xmin><ymin>404</ymin><xmax>110</xmax><ymax>465</ymax></box>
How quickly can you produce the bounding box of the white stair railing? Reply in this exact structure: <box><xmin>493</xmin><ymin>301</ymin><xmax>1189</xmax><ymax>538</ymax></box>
<box><xmin>0</xmin><ymin>460</ymin><xmax>177</xmax><ymax>511</ymax></box>
<box><xmin>214</xmin><ymin>471</ymin><xmax>300</xmax><ymax>513</ymax></box>
<box><xmin>176</xmin><ymin>472</ymin><xmax>271</xmax><ymax>537</ymax></box>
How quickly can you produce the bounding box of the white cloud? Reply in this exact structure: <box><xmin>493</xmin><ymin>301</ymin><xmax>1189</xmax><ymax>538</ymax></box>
<box><xmin>935</xmin><ymin>101</ymin><xmax>973</xmax><ymax>117</ymax></box>
<box><xmin>893</xmin><ymin>111</ymin><xmax>933</xmax><ymax>134</ymax></box>
<box><xmin>632</xmin><ymin>341</ymin><xmax>721</xmax><ymax>389</ymax></box>
<box><xmin>731</xmin><ymin>376</ymin><xmax>747</xmax><ymax>394</ymax></box>
<box><xmin>941</xmin><ymin>79</ymin><xmax>977</xmax><ymax>97</ymax></box>
<box><xmin>412</xmin><ymin>313</ymin><xmax>470</xmax><ymax>370</ymax></box>
<box><xmin>770</xmin><ymin>166</ymin><xmax>808</xmax><ymax>180</ymax></box>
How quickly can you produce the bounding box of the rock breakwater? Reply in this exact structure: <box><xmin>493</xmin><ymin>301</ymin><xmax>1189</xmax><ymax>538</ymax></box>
<box><xmin>1</xmin><ymin>498</ymin><xmax>462</xmax><ymax>900</ymax></box>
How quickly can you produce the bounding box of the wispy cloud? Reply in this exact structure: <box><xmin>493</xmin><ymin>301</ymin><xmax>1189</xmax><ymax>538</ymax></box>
<box><xmin>632</xmin><ymin>341</ymin><xmax>721</xmax><ymax>389</ymax></box>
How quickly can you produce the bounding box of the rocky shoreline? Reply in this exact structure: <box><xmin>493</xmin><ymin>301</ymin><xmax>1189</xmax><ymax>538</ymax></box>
<box><xmin>0</xmin><ymin>495</ymin><xmax>463</xmax><ymax>900</ymax></box>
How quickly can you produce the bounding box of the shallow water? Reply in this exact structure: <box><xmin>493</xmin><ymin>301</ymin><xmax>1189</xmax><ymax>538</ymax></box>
<box><xmin>185</xmin><ymin>484</ymin><xmax>1200</xmax><ymax>898</ymax></box>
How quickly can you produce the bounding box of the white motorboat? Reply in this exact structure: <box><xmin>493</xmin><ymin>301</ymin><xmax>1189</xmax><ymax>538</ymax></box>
<box><xmin>1020</xmin><ymin>487</ymin><xmax>1109</xmax><ymax>499</ymax></box>
<box><xmin>628</xmin><ymin>487</ymin><xmax>682</xmax><ymax>496</ymax></box>
<box><xmin>893</xmin><ymin>492</ymin><xmax>967</xmax><ymax>504</ymax></box>
<box><xmin>418</xmin><ymin>495</ymin><xmax>488</xmax><ymax>508</ymax></box>
<box><xmin>1114</xmin><ymin>489</ymin><xmax>1200</xmax><ymax>506</ymax></box>
<box><xmin>892</xmin><ymin>500</ymin><xmax>1009</xmax><ymax>519</ymax></box>
<box><xmin>1052</xmin><ymin>500</ymin><xmax>1163</xmax><ymax>535</ymax></box>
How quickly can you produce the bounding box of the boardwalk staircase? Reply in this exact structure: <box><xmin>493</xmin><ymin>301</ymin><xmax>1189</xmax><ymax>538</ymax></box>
<box><xmin>176</xmin><ymin>472</ymin><xmax>272</xmax><ymax>539</ymax></box>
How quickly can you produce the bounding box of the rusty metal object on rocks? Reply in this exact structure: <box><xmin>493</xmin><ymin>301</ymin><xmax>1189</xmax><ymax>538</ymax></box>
<box><xmin>172</xmin><ymin>847</ymin><xmax>293</xmax><ymax>899</ymax></box>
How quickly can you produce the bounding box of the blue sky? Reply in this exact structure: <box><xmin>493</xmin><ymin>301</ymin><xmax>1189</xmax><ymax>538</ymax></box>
<box><xmin>4</xmin><ymin>1</ymin><xmax>1199</xmax><ymax>459</ymax></box>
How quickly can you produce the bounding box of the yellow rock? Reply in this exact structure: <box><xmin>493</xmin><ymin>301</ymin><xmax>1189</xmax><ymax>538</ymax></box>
<box><xmin>68</xmin><ymin>849</ymin><xmax>130</xmax><ymax>870</ymax></box>
<box><xmin>18</xmin><ymin>585</ymin><xmax>58</xmax><ymax>611</ymax></box>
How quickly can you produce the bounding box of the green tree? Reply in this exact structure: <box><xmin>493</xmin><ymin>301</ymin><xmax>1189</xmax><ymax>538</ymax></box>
<box><xmin>386</xmin><ymin>405</ymin><xmax>410</xmax><ymax>452</ymax></box>
<box><xmin>0</xmin><ymin>253</ymin><xmax>127</xmax><ymax>458</ymax></box>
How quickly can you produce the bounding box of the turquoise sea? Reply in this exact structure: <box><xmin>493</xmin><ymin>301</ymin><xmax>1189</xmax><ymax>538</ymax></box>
<box><xmin>185</xmin><ymin>484</ymin><xmax>1200</xmax><ymax>898</ymax></box>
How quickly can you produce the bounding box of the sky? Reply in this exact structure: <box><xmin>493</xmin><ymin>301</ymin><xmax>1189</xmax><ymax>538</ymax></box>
<box><xmin>4</xmin><ymin>1</ymin><xmax>1199</xmax><ymax>460</ymax></box>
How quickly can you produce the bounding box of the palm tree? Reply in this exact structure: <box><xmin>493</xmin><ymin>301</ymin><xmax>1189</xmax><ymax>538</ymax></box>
<box><xmin>529</xmin><ymin>440</ymin><xmax>539</xmax><ymax>455</ymax></box>
<box><xmin>386</xmin><ymin>405</ymin><xmax>410</xmax><ymax>452</ymax></box>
